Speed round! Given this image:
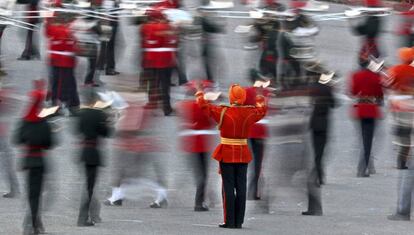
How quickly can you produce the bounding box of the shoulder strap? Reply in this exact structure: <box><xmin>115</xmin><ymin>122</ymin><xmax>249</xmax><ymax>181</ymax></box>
<box><xmin>217</xmin><ymin>107</ymin><xmax>228</xmax><ymax>130</ymax></box>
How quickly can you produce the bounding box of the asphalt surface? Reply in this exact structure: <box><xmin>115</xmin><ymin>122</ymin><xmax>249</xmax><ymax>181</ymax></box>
<box><xmin>0</xmin><ymin>1</ymin><xmax>413</xmax><ymax>235</ymax></box>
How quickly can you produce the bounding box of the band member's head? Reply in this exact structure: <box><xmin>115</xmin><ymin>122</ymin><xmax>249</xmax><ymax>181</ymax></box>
<box><xmin>24</xmin><ymin>79</ymin><xmax>46</xmax><ymax>122</ymax></box>
<box><xmin>228</xmin><ymin>84</ymin><xmax>246</xmax><ymax>105</ymax></box>
<box><xmin>398</xmin><ymin>47</ymin><xmax>414</xmax><ymax>64</ymax></box>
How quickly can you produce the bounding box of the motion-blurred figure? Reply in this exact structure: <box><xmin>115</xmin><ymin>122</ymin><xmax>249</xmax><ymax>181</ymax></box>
<box><xmin>140</xmin><ymin>9</ymin><xmax>177</xmax><ymax>116</ymax></box>
<box><xmin>18</xmin><ymin>0</ymin><xmax>40</xmax><ymax>60</ymax></box>
<box><xmin>76</xmin><ymin>88</ymin><xmax>111</xmax><ymax>226</ymax></box>
<box><xmin>351</xmin><ymin>0</ymin><xmax>383</xmax><ymax>64</ymax></box>
<box><xmin>0</xmin><ymin>86</ymin><xmax>19</xmax><ymax>198</ymax></box>
<box><xmin>387</xmin><ymin>48</ymin><xmax>414</xmax><ymax>221</ymax></box>
<box><xmin>14</xmin><ymin>80</ymin><xmax>55</xmax><ymax>235</ymax></box>
<box><xmin>196</xmin><ymin>84</ymin><xmax>267</xmax><ymax>229</ymax></box>
<box><xmin>387</xmin><ymin>48</ymin><xmax>414</xmax><ymax>170</ymax></box>
<box><xmin>178</xmin><ymin>80</ymin><xmax>216</xmax><ymax>211</ymax></box>
<box><xmin>397</xmin><ymin>1</ymin><xmax>414</xmax><ymax>47</ymax></box>
<box><xmin>105</xmin><ymin>92</ymin><xmax>169</xmax><ymax>208</ymax></box>
<box><xmin>45</xmin><ymin>11</ymin><xmax>80</xmax><ymax>114</ymax></box>
<box><xmin>302</xmin><ymin>62</ymin><xmax>336</xmax><ymax>216</ymax></box>
<box><xmin>245</xmin><ymin>70</ymin><xmax>270</xmax><ymax>200</ymax></box>
<box><xmin>349</xmin><ymin>59</ymin><xmax>384</xmax><ymax>177</ymax></box>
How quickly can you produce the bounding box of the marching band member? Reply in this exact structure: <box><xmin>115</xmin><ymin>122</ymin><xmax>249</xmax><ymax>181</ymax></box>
<box><xmin>76</xmin><ymin>88</ymin><xmax>111</xmax><ymax>226</ymax></box>
<box><xmin>387</xmin><ymin>48</ymin><xmax>414</xmax><ymax>221</ymax></box>
<box><xmin>349</xmin><ymin>58</ymin><xmax>384</xmax><ymax>177</ymax></box>
<box><xmin>178</xmin><ymin>80</ymin><xmax>216</xmax><ymax>211</ymax></box>
<box><xmin>245</xmin><ymin>70</ymin><xmax>270</xmax><ymax>200</ymax></box>
<box><xmin>398</xmin><ymin>3</ymin><xmax>414</xmax><ymax>47</ymax></box>
<box><xmin>45</xmin><ymin>12</ymin><xmax>80</xmax><ymax>114</ymax></box>
<box><xmin>18</xmin><ymin>0</ymin><xmax>40</xmax><ymax>60</ymax></box>
<box><xmin>13</xmin><ymin>80</ymin><xmax>55</xmax><ymax>235</ymax></box>
<box><xmin>386</xmin><ymin>48</ymin><xmax>414</xmax><ymax>170</ymax></box>
<box><xmin>304</xmin><ymin>62</ymin><xmax>337</xmax><ymax>216</ymax></box>
<box><xmin>195</xmin><ymin>84</ymin><xmax>267</xmax><ymax>229</ymax></box>
<box><xmin>105</xmin><ymin>92</ymin><xmax>169</xmax><ymax>208</ymax></box>
<box><xmin>140</xmin><ymin>9</ymin><xmax>177</xmax><ymax>116</ymax></box>
<box><xmin>352</xmin><ymin>0</ymin><xmax>383</xmax><ymax>64</ymax></box>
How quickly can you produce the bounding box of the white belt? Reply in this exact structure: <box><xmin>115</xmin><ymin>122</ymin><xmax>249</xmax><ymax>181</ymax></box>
<box><xmin>144</xmin><ymin>48</ymin><xmax>177</xmax><ymax>52</ymax></box>
<box><xmin>178</xmin><ymin>130</ymin><xmax>218</xmax><ymax>136</ymax></box>
<box><xmin>48</xmin><ymin>50</ymin><xmax>75</xmax><ymax>56</ymax></box>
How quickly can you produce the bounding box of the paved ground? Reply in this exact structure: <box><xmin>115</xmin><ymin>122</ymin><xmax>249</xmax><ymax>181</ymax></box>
<box><xmin>0</xmin><ymin>1</ymin><xmax>413</xmax><ymax>235</ymax></box>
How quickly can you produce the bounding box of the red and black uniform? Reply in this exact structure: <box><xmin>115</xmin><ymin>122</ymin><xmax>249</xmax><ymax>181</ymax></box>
<box><xmin>140</xmin><ymin>15</ymin><xmax>177</xmax><ymax>115</ymax></box>
<box><xmin>196</xmin><ymin>91</ymin><xmax>266</xmax><ymax>228</ymax></box>
<box><xmin>350</xmin><ymin>67</ymin><xmax>384</xmax><ymax>176</ymax></box>
<box><xmin>13</xmin><ymin>85</ymin><xmax>55</xmax><ymax>234</ymax></box>
<box><xmin>179</xmin><ymin>99</ymin><xmax>215</xmax><ymax>210</ymax></box>
<box><xmin>398</xmin><ymin>4</ymin><xmax>414</xmax><ymax>46</ymax></box>
<box><xmin>245</xmin><ymin>87</ymin><xmax>269</xmax><ymax>200</ymax></box>
<box><xmin>352</xmin><ymin>0</ymin><xmax>383</xmax><ymax>64</ymax></box>
<box><xmin>45</xmin><ymin>20</ymin><xmax>80</xmax><ymax>109</ymax></box>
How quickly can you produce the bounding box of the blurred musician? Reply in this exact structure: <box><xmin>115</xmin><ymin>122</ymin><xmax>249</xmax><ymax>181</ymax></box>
<box><xmin>352</xmin><ymin>0</ymin><xmax>383</xmax><ymax>64</ymax></box>
<box><xmin>140</xmin><ymin>9</ymin><xmax>177</xmax><ymax>116</ymax></box>
<box><xmin>45</xmin><ymin>10</ymin><xmax>80</xmax><ymax>114</ymax></box>
<box><xmin>14</xmin><ymin>80</ymin><xmax>55</xmax><ymax>235</ymax></box>
<box><xmin>18</xmin><ymin>0</ymin><xmax>40</xmax><ymax>60</ymax></box>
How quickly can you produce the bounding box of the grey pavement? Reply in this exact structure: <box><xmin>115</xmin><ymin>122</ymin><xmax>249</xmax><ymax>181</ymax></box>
<box><xmin>0</xmin><ymin>1</ymin><xmax>413</xmax><ymax>235</ymax></box>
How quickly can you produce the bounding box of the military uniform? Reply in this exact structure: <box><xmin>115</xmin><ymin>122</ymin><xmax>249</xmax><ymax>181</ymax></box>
<box><xmin>196</xmin><ymin>85</ymin><xmax>266</xmax><ymax>228</ymax></box>
<box><xmin>76</xmin><ymin>107</ymin><xmax>110</xmax><ymax>226</ymax></box>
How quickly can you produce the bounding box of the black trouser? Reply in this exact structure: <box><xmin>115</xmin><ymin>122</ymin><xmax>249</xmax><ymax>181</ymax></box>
<box><xmin>306</xmin><ymin>168</ymin><xmax>322</xmax><ymax>213</ymax></box>
<box><xmin>146</xmin><ymin>68</ymin><xmax>172</xmax><ymax>114</ymax></box>
<box><xmin>312</xmin><ymin>131</ymin><xmax>327</xmax><ymax>183</ymax></box>
<box><xmin>84</xmin><ymin>57</ymin><xmax>97</xmax><ymax>84</ymax></box>
<box><xmin>105</xmin><ymin>22</ymin><xmax>118</xmax><ymax>72</ymax></box>
<box><xmin>50</xmin><ymin>66</ymin><xmax>80</xmax><ymax>108</ymax></box>
<box><xmin>78</xmin><ymin>165</ymin><xmax>98</xmax><ymax>224</ymax></box>
<box><xmin>175</xmin><ymin>44</ymin><xmax>187</xmax><ymax>85</ymax></box>
<box><xmin>248</xmin><ymin>138</ymin><xmax>264</xmax><ymax>199</ymax></box>
<box><xmin>219</xmin><ymin>162</ymin><xmax>248</xmax><ymax>226</ymax></box>
<box><xmin>27</xmin><ymin>167</ymin><xmax>44</xmax><ymax>229</ymax></box>
<box><xmin>193</xmin><ymin>153</ymin><xmax>208</xmax><ymax>207</ymax></box>
<box><xmin>202</xmin><ymin>44</ymin><xmax>214</xmax><ymax>82</ymax></box>
<box><xmin>358</xmin><ymin>118</ymin><xmax>376</xmax><ymax>175</ymax></box>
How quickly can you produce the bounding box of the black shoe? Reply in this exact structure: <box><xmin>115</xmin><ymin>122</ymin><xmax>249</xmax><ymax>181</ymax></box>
<box><xmin>150</xmin><ymin>199</ymin><xmax>168</xmax><ymax>208</ymax></box>
<box><xmin>77</xmin><ymin>221</ymin><xmax>95</xmax><ymax>227</ymax></box>
<box><xmin>218</xmin><ymin>223</ymin><xmax>235</xmax><ymax>228</ymax></box>
<box><xmin>33</xmin><ymin>226</ymin><xmax>46</xmax><ymax>234</ymax></box>
<box><xmin>388</xmin><ymin>214</ymin><xmax>410</xmax><ymax>221</ymax></box>
<box><xmin>397</xmin><ymin>166</ymin><xmax>408</xmax><ymax>170</ymax></box>
<box><xmin>104</xmin><ymin>199</ymin><xmax>123</xmax><ymax>206</ymax></box>
<box><xmin>302</xmin><ymin>211</ymin><xmax>322</xmax><ymax>216</ymax></box>
<box><xmin>164</xmin><ymin>109</ymin><xmax>174</xmax><ymax>116</ymax></box>
<box><xmin>106</xmin><ymin>70</ymin><xmax>120</xmax><ymax>76</ymax></box>
<box><xmin>235</xmin><ymin>224</ymin><xmax>242</xmax><ymax>229</ymax></box>
<box><xmin>84</xmin><ymin>82</ymin><xmax>100</xmax><ymax>87</ymax></box>
<box><xmin>194</xmin><ymin>205</ymin><xmax>209</xmax><ymax>211</ymax></box>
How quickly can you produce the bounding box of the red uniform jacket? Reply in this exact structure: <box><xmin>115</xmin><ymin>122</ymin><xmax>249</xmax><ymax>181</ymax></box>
<box><xmin>179</xmin><ymin>100</ymin><xmax>216</xmax><ymax>153</ymax></box>
<box><xmin>197</xmin><ymin>95</ymin><xmax>267</xmax><ymax>163</ymax></box>
<box><xmin>140</xmin><ymin>22</ymin><xmax>177</xmax><ymax>69</ymax></box>
<box><xmin>245</xmin><ymin>87</ymin><xmax>269</xmax><ymax>139</ymax></box>
<box><xmin>114</xmin><ymin>103</ymin><xmax>165</xmax><ymax>152</ymax></box>
<box><xmin>45</xmin><ymin>22</ymin><xmax>77</xmax><ymax>68</ymax></box>
<box><xmin>350</xmin><ymin>69</ymin><xmax>384</xmax><ymax>119</ymax></box>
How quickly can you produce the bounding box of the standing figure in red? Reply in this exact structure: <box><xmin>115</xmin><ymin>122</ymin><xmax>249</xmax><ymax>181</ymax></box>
<box><xmin>140</xmin><ymin>10</ymin><xmax>177</xmax><ymax>116</ymax></box>
<box><xmin>349</xmin><ymin>59</ymin><xmax>384</xmax><ymax>177</ymax></box>
<box><xmin>196</xmin><ymin>84</ymin><xmax>267</xmax><ymax>229</ymax></box>
<box><xmin>45</xmin><ymin>13</ymin><xmax>80</xmax><ymax>114</ymax></box>
<box><xmin>178</xmin><ymin>80</ymin><xmax>216</xmax><ymax>211</ymax></box>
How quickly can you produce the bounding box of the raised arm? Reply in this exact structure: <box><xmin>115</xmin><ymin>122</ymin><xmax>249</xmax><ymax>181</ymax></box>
<box><xmin>195</xmin><ymin>91</ymin><xmax>224</xmax><ymax>123</ymax></box>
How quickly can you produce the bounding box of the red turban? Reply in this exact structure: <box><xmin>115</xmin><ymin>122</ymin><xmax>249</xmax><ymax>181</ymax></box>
<box><xmin>228</xmin><ymin>84</ymin><xmax>246</xmax><ymax>105</ymax></box>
